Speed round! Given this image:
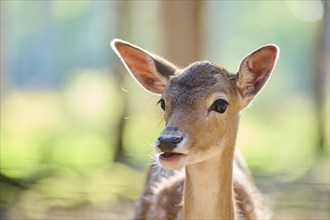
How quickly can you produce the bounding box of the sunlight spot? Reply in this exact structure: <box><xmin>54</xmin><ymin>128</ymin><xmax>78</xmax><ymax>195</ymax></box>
<box><xmin>287</xmin><ymin>0</ymin><xmax>324</xmax><ymax>22</ymax></box>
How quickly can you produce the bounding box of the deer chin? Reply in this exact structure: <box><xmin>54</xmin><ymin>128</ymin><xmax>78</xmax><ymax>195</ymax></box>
<box><xmin>184</xmin><ymin>144</ymin><xmax>225</xmax><ymax>166</ymax></box>
<box><xmin>158</xmin><ymin>152</ymin><xmax>187</xmax><ymax>170</ymax></box>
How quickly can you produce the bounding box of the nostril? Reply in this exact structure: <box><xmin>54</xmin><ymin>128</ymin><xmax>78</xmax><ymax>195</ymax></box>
<box><xmin>171</xmin><ymin>136</ymin><xmax>183</xmax><ymax>144</ymax></box>
<box><xmin>157</xmin><ymin>136</ymin><xmax>165</xmax><ymax>143</ymax></box>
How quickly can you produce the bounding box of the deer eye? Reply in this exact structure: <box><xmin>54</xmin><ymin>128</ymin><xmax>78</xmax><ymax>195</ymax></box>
<box><xmin>211</xmin><ymin>99</ymin><xmax>228</xmax><ymax>113</ymax></box>
<box><xmin>158</xmin><ymin>98</ymin><xmax>166</xmax><ymax>111</ymax></box>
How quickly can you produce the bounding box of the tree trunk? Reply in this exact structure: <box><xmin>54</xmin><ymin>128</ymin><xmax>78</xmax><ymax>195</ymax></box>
<box><xmin>112</xmin><ymin>1</ymin><xmax>131</xmax><ymax>165</ymax></box>
<box><xmin>313</xmin><ymin>0</ymin><xmax>329</xmax><ymax>157</ymax></box>
<box><xmin>160</xmin><ymin>1</ymin><xmax>203</xmax><ymax>66</ymax></box>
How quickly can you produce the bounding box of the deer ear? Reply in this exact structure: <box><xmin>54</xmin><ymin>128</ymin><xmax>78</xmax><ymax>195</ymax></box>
<box><xmin>111</xmin><ymin>39</ymin><xmax>178</xmax><ymax>94</ymax></box>
<box><xmin>236</xmin><ymin>45</ymin><xmax>279</xmax><ymax>107</ymax></box>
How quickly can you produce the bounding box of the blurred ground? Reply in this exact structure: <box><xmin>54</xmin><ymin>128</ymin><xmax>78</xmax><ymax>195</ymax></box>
<box><xmin>1</xmin><ymin>158</ymin><xmax>329</xmax><ymax>219</ymax></box>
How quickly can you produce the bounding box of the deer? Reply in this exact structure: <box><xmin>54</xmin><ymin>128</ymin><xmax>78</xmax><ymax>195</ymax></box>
<box><xmin>111</xmin><ymin>39</ymin><xmax>279</xmax><ymax>220</ymax></box>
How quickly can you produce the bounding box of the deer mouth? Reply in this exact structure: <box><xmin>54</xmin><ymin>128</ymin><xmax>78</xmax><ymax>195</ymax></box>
<box><xmin>159</xmin><ymin>152</ymin><xmax>184</xmax><ymax>161</ymax></box>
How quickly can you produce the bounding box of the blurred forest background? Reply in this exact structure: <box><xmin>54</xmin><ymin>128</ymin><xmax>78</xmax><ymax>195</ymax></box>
<box><xmin>0</xmin><ymin>1</ymin><xmax>329</xmax><ymax>219</ymax></box>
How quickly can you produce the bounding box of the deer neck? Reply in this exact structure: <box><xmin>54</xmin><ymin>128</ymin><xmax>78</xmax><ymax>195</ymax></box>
<box><xmin>183</xmin><ymin>146</ymin><xmax>236</xmax><ymax>219</ymax></box>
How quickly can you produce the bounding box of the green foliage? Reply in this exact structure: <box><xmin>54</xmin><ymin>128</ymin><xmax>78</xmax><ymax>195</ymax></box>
<box><xmin>0</xmin><ymin>72</ymin><xmax>145</xmax><ymax>213</ymax></box>
<box><xmin>238</xmin><ymin>96</ymin><xmax>321</xmax><ymax>179</ymax></box>
<box><xmin>1</xmin><ymin>72</ymin><xmax>121</xmax><ymax>176</ymax></box>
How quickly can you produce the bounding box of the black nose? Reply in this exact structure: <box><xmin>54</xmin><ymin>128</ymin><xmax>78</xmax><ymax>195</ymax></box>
<box><xmin>156</xmin><ymin>135</ymin><xmax>183</xmax><ymax>152</ymax></box>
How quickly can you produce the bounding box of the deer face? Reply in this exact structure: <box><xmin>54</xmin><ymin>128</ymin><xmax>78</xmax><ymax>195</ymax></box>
<box><xmin>156</xmin><ymin>62</ymin><xmax>241</xmax><ymax>170</ymax></box>
<box><xmin>111</xmin><ymin>39</ymin><xmax>279</xmax><ymax>170</ymax></box>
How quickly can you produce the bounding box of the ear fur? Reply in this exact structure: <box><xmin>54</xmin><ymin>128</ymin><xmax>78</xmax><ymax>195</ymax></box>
<box><xmin>236</xmin><ymin>44</ymin><xmax>279</xmax><ymax>108</ymax></box>
<box><xmin>111</xmin><ymin>39</ymin><xmax>178</xmax><ymax>94</ymax></box>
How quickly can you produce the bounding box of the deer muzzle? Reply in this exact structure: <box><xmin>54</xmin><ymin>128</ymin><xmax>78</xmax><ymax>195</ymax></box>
<box><xmin>156</xmin><ymin>127</ymin><xmax>183</xmax><ymax>152</ymax></box>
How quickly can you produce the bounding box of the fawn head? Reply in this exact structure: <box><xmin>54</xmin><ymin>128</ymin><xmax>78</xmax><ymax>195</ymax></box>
<box><xmin>111</xmin><ymin>39</ymin><xmax>279</xmax><ymax>170</ymax></box>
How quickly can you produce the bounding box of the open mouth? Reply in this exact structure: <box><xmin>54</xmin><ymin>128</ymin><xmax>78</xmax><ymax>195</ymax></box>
<box><xmin>159</xmin><ymin>152</ymin><xmax>184</xmax><ymax>161</ymax></box>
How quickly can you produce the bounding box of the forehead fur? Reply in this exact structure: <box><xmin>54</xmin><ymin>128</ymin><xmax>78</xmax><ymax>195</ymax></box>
<box><xmin>165</xmin><ymin>61</ymin><xmax>237</xmax><ymax>108</ymax></box>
